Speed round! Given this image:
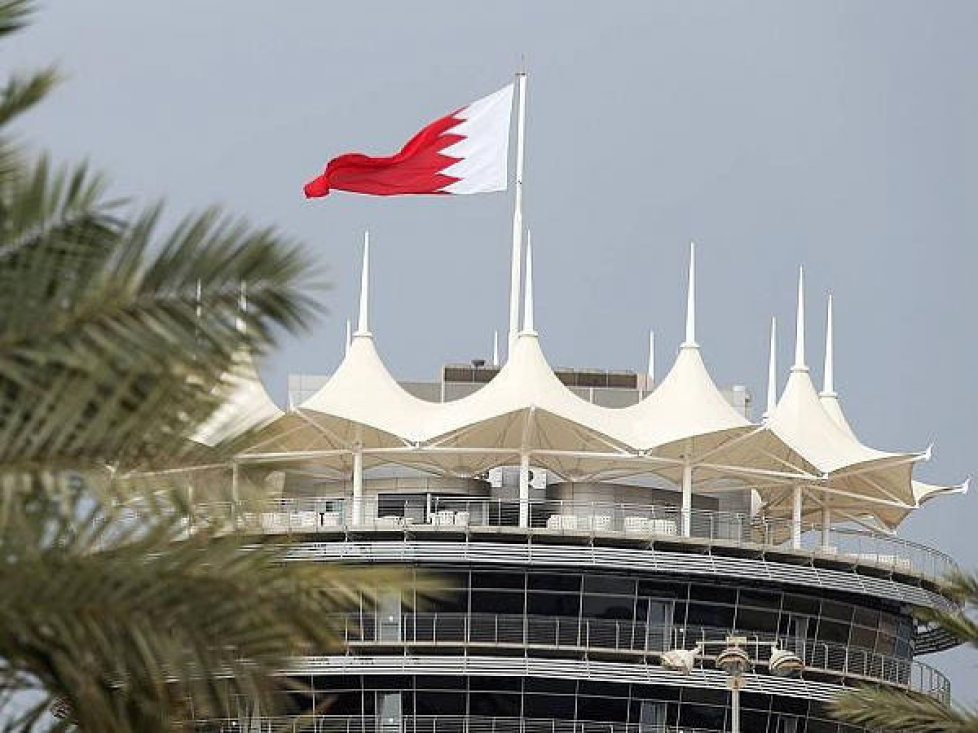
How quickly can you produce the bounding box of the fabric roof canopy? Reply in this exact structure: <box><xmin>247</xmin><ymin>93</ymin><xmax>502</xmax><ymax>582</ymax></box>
<box><xmin>212</xmin><ymin>240</ymin><xmax>960</xmax><ymax>529</ymax></box>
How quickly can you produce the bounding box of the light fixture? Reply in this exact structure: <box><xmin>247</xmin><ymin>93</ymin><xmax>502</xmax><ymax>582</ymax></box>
<box><xmin>769</xmin><ymin>646</ymin><xmax>804</xmax><ymax>678</ymax></box>
<box><xmin>661</xmin><ymin>647</ymin><xmax>699</xmax><ymax>674</ymax></box>
<box><xmin>716</xmin><ymin>636</ymin><xmax>751</xmax><ymax>677</ymax></box>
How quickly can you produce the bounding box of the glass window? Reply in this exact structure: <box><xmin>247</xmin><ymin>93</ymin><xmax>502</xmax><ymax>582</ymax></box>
<box><xmin>736</xmin><ymin>606</ymin><xmax>779</xmax><ymax>633</ymax></box>
<box><xmin>638</xmin><ymin>579</ymin><xmax>688</xmax><ymax>599</ymax></box>
<box><xmin>584</xmin><ymin>575</ymin><xmax>636</xmax><ymax>595</ymax></box>
<box><xmin>685</xmin><ymin>602</ymin><xmax>735</xmax><ymax>628</ymax></box>
<box><xmin>470</xmin><ymin>676</ymin><xmax>521</xmax><ymax>692</ymax></box>
<box><xmin>689</xmin><ymin>583</ymin><xmax>738</xmax><ymax>604</ymax></box>
<box><xmin>782</xmin><ymin>594</ymin><xmax>820</xmax><ymax>615</ymax></box>
<box><xmin>525</xmin><ymin>678</ymin><xmax>575</xmax><ymax>694</ymax></box>
<box><xmin>849</xmin><ymin>625</ymin><xmax>876</xmax><ymax>650</ymax></box>
<box><xmin>582</xmin><ymin>595</ymin><xmax>634</xmax><ymax>620</ymax></box>
<box><xmin>738</xmin><ymin>588</ymin><xmax>779</xmax><ymax>608</ymax></box>
<box><xmin>853</xmin><ymin>606</ymin><xmax>880</xmax><ymax>628</ymax></box>
<box><xmin>524</xmin><ymin>693</ymin><xmax>575</xmax><ymax>718</ymax></box>
<box><xmin>471</xmin><ymin>590</ymin><xmax>523</xmax><ymax>615</ymax></box>
<box><xmin>468</xmin><ymin>692</ymin><xmax>520</xmax><ymax>717</ymax></box>
<box><xmin>529</xmin><ymin>572</ymin><xmax>581</xmax><ymax>592</ymax></box>
<box><xmin>818</xmin><ymin>620</ymin><xmax>850</xmax><ymax>644</ymax></box>
<box><xmin>415</xmin><ymin>691</ymin><xmax>464</xmax><ymax>715</ymax></box>
<box><xmin>578</xmin><ymin>696</ymin><xmax>627</xmax><ymax>722</ymax></box>
<box><xmin>821</xmin><ymin>600</ymin><xmax>853</xmax><ymax>622</ymax></box>
<box><xmin>472</xmin><ymin>571</ymin><xmax>524</xmax><ymax>590</ymax></box>
<box><xmin>528</xmin><ymin>591</ymin><xmax>580</xmax><ymax>617</ymax></box>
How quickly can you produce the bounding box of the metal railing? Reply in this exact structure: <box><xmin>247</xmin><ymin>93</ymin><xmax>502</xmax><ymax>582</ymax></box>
<box><xmin>187</xmin><ymin>715</ymin><xmax>735</xmax><ymax>733</ymax></box>
<box><xmin>330</xmin><ymin>613</ymin><xmax>949</xmax><ymax>702</ymax></box>
<box><xmin>187</xmin><ymin>495</ymin><xmax>955</xmax><ymax>582</ymax></box>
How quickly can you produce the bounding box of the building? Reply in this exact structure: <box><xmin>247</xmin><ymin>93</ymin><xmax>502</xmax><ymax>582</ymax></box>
<box><xmin>187</xmin><ymin>242</ymin><xmax>966</xmax><ymax>732</ymax></box>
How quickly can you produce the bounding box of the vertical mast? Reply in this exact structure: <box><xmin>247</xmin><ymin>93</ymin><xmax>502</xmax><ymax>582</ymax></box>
<box><xmin>507</xmin><ymin>71</ymin><xmax>528</xmax><ymax>358</ymax></box>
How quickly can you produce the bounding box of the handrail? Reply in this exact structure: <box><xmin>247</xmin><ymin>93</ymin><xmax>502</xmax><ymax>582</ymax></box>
<box><xmin>184</xmin><ymin>495</ymin><xmax>956</xmax><ymax>582</ymax></box>
<box><xmin>182</xmin><ymin>713</ymin><xmax>828</xmax><ymax>733</ymax></box>
<box><xmin>329</xmin><ymin>612</ymin><xmax>949</xmax><ymax>702</ymax></box>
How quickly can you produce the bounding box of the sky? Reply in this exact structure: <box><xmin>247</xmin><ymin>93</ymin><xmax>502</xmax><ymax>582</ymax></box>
<box><xmin>5</xmin><ymin>0</ymin><xmax>976</xmax><ymax>703</ymax></box>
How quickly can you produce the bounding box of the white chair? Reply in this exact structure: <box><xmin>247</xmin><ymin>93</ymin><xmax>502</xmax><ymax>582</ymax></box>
<box><xmin>546</xmin><ymin>515</ymin><xmax>563</xmax><ymax>529</ymax></box>
<box><xmin>591</xmin><ymin>515</ymin><xmax>612</xmax><ymax>531</ymax></box>
<box><xmin>260</xmin><ymin>512</ymin><xmax>287</xmax><ymax>532</ymax></box>
<box><xmin>624</xmin><ymin>516</ymin><xmax>648</xmax><ymax>534</ymax></box>
<box><xmin>648</xmin><ymin>519</ymin><xmax>678</xmax><ymax>536</ymax></box>
<box><xmin>319</xmin><ymin>511</ymin><xmax>340</xmax><ymax>528</ymax></box>
<box><xmin>431</xmin><ymin>509</ymin><xmax>455</xmax><ymax>526</ymax></box>
<box><xmin>453</xmin><ymin>511</ymin><xmax>470</xmax><ymax>527</ymax></box>
<box><xmin>376</xmin><ymin>515</ymin><xmax>403</xmax><ymax>529</ymax></box>
<box><xmin>292</xmin><ymin>511</ymin><xmax>318</xmax><ymax>529</ymax></box>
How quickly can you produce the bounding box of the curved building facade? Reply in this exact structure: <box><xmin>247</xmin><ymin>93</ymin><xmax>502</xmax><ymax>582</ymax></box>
<box><xmin>186</xmin><ymin>243</ymin><xmax>964</xmax><ymax>732</ymax></box>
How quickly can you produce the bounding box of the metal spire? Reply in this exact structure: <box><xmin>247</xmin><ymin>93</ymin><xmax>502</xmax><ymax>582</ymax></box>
<box><xmin>792</xmin><ymin>266</ymin><xmax>807</xmax><ymax>371</ymax></box>
<box><xmin>522</xmin><ymin>231</ymin><xmax>535</xmax><ymax>334</ymax></box>
<box><xmin>821</xmin><ymin>294</ymin><xmax>835</xmax><ymax>396</ymax></box>
<box><xmin>764</xmin><ymin>317</ymin><xmax>777</xmax><ymax>419</ymax></box>
<box><xmin>492</xmin><ymin>330</ymin><xmax>500</xmax><ymax>367</ymax></box>
<box><xmin>356</xmin><ymin>231</ymin><xmax>370</xmax><ymax>335</ymax></box>
<box><xmin>507</xmin><ymin>72</ymin><xmax>528</xmax><ymax>358</ymax></box>
<box><xmin>683</xmin><ymin>241</ymin><xmax>697</xmax><ymax>347</ymax></box>
<box><xmin>647</xmin><ymin>330</ymin><xmax>655</xmax><ymax>383</ymax></box>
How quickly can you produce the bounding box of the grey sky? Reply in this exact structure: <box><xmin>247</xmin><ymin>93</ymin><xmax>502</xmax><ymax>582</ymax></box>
<box><xmin>6</xmin><ymin>0</ymin><xmax>976</xmax><ymax>701</ymax></box>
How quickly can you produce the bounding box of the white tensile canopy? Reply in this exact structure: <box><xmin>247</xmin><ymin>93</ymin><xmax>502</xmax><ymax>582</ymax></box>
<box><xmin>760</xmin><ymin>287</ymin><xmax>967</xmax><ymax>531</ymax></box>
<box><xmin>210</xmin><ymin>237</ymin><xmax>959</xmax><ymax>535</ymax></box>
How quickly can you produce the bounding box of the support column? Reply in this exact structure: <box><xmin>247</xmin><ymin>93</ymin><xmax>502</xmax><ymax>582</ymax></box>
<box><xmin>352</xmin><ymin>445</ymin><xmax>363</xmax><ymax>526</ymax></box>
<box><xmin>519</xmin><ymin>453</ymin><xmax>530</xmax><ymax>528</ymax></box>
<box><xmin>730</xmin><ymin>678</ymin><xmax>742</xmax><ymax>733</ymax></box>
<box><xmin>791</xmin><ymin>485</ymin><xmax>803</xmax><ymax>550</ymax></box>
<box><xmin>821</xmin><ymin>506</ymin><xmax>832</xmax><ymax>550</ymax></box>
<box><xmin>681</xmin><ymin>459</ymin><xmax>693</xmax><ymax>537</ymax></box>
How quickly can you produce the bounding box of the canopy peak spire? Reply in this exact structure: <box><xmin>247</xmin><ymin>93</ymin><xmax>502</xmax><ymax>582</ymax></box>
<box><xmin>821</xmin><ymin>294</ymin><xmax>836</xmax><ymax>396</ymax></box>
<box><xmin>647</xmin><ymin>329</ymin><xmax>655</xmax><ymax>383</ymax></box>
<box><xmin>682</xmin><ymin>241</ymin><xmax>697</xmax><ymax>347</ymax></box>
<box><xmin>345</xmin><ymin>319</ymin><xmax>352</xmax><ymax>357</ymax></box>
<box><xmin>492</xmin><ymin>330</ymin><xmax>500</xmax><ymax>367</ymax></box>
<box><xmin>521</xmin><ymin>230</ymin><xmax>536</xmax><ymax>334</ymax></box>
<box><xmin>764</xmin><ymin>316</ymin><xmax>777</xmax><ymax>420</ymax></box>
<box><xmin>356</xmin><ymin>231</ymin><xmax>370</xmax><ymax>336</ymax></box>
<box><xmin>792</xmin><ymin>266</ymin><xmax>807</xmax><ymax>372</ymax></box>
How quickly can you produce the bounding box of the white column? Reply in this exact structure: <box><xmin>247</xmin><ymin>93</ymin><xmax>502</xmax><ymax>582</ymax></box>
<box><xmin>730</xmin><ymin>679</ymin><xmax>742</xmax><ymax>733</ymax></box>
<box><xmin>519</xmin><ymin>453</ymin><xmax>530</xmax><ymax>528</ymax></box>
<box><xmin>821</xmin><ymin>506</ymin><xmax>832</xmax><ymax>550</ymax></box>
<box><xmin>681</xmin><ymin>459</ymin><xmax>693</xmax><ymax>537</ymax></box>
<box><xmin>791</xmin><ymin>485</ymin><xmax>803</xmax><ymax>549</ymax></box>
<box><xmin>352</xmin><ymin>445</ymin><xmax>363</xmax><ymax>526</ymax></box>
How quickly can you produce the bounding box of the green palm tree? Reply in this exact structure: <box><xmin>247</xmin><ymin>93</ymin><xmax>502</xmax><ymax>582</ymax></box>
<box><xmin>829</xmin><ymin>570</ymin><xmax>978</xmax><ymax>732</ymax></box>
<box><xmin>0</xmin><ymin>2</ymin><xmax>409</xmax><ymax>730</ymax></box>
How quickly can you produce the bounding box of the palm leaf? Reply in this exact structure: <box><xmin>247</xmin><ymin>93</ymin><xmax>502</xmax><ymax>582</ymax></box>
<box><xmin>828</xmin><ymin>686</ymin><xmax>978</xmax><ymax>732</ymax></box>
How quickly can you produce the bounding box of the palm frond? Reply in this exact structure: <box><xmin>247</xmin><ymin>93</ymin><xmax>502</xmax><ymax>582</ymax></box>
<box><xmin>828</xmin><ymin>686</ymin><xmax>978</xmax><ymax>732</ymax></box>
<box><xmin>0</xmin><ymin>485</ymin><xmax>417</xmax><ymax>733</ymax></box>
<box><xmin>0</xmin><ymin>67</ymin><xmax>59</xmax><ymax>128</ymax></box>
<box><xmin>0</xmin><ymin>162</ymin><xmax>325</xmax><ymax>473</ymax></box>
<box><xmin>0</xmin><ymin>0</ymin><xmax>32</xmax><ymax>39</ymax></box>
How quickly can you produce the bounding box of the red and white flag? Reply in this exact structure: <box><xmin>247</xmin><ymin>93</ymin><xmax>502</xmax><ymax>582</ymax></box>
<box><xmin>304</xmin><ymin>84</ymin><xmax>514</xmax><ymax>198</ymax></box>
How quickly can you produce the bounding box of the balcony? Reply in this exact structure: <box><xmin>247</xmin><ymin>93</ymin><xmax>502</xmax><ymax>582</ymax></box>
<box><xmin>328</xmin><ymin>612</ymin><xmax>949</xmax><ymax>702</ymax></box>
<box><xmin>186</xmin><ymin>496</ymin><xmax>956</xmax><ymax>584</ymax></box>
<box><xmin>188</xmin><ymin>715</ymin><xmax>791</xmax><ymax>733</ymax></box>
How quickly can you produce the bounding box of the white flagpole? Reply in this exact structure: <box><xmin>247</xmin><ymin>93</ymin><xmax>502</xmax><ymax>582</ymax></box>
<box><xmin>507</xmin><ymin>71</ymin><xmax>527</xmax><ymax>359</ymax></box>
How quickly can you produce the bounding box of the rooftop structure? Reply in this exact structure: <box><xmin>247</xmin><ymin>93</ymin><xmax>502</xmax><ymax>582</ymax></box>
<box><xmin>183</xmin><ymin>237</ymin><xmax>967</xmax><ymax>732</ymax></box>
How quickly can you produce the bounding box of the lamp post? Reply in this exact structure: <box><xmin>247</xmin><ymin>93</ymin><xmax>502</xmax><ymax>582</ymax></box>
<box><xmin>661</xmin><ymin>635</ymin><xmax>804</xmax><ymax>733</ymax></box>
